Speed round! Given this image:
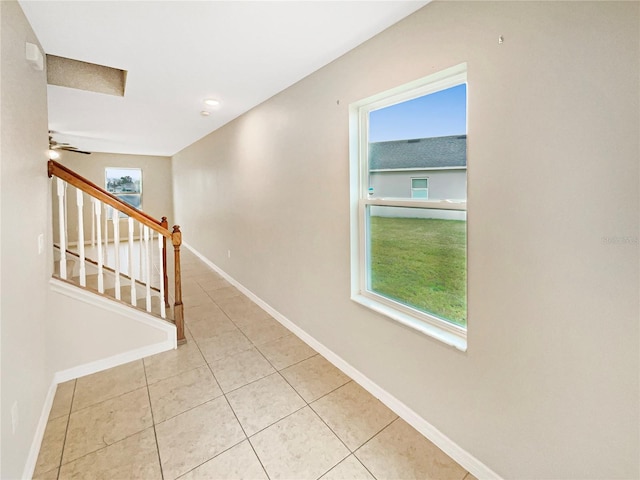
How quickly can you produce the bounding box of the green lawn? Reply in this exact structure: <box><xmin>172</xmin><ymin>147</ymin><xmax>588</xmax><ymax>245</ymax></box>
<box><xmin>369</xmin><ymin>216</ymin><xmax>467</xmax><ymax>327</ymax></box>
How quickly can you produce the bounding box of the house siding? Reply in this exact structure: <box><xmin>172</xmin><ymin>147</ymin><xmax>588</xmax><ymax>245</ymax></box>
<box><xmin>370</xmin><ymin>169</ymin><xmax>466</xmax><ymax>200</ymax></box>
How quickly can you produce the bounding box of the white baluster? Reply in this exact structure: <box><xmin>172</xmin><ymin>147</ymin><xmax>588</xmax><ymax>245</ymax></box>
<box><xmin>91</xmin><ymin>203</ymin><xmax>95</xmax><ymax>247</ymax></box>
<box><xmin>112</xmin><ymin>208</ymin><xmax>121</xmax><ymax>300</ymax></box>
<box><xmin>139</xmin><ymin>222</ymin><xmax>144</xmax><ymax>282</ymax></box>
<box><xmin>56</xmin><ymin>179</ymin><xmax>67</xmax><ymax>279</ymax></box>
<box><xmin>63</xmin><ymin>183</ymin><xmax>69</xmax><ymax>250</ymax></box>
<box><xmin>158</xmin><ymin>232</ymin><xmax>166</xmax><ymax>318</ymax></box>
<box><xmin>103</xmin><ymin>204</ymin><xmax>109</xmax><ymax>266</ymax></box>
<box><xmin>144</xmin><ymin>226</ymin><xmax>152</xmax><ymax>312</ymax></box>
<box><xmin>94</xmin><ymin>199</ymin><xmax>104</xmax><ymax>293</ymax></box>
<box><xmin>128</xmin><ymin>217</ymin><xmax>137</xmax><ymax>307</ymax></box>
<box><xmin>76</xmin><ymin>189</ymin><xmax>86</xmax><ymax>287</ymax></box>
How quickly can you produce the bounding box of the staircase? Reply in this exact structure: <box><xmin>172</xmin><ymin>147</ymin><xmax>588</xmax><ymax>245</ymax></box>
<box><xmin>48</xmin><ymin>160</ymin><xmax>185</xmax><ymax>343</ymax></box>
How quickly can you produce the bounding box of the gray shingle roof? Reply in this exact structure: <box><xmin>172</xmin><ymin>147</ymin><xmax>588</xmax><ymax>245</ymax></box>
<box><xmin>369</xmin><ymin>135</ymin><xmax>467</xmax><ymax>170</ymax></box>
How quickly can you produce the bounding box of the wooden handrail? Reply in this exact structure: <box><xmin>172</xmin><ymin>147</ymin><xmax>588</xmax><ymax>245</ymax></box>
<box><xmin>48</xmin><ymin>160</ymin><xmax>171</xmax><ymax>238</ymax></box>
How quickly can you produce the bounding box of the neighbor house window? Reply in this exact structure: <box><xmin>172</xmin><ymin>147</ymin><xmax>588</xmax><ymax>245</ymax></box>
<box><xmin>105</xmin><ymin>167</ymin><xmax>142</xmax><ymax>213</ymax></box>
<box><xmin>349</xmin><ymin>64</ymin><xmax>468</xmax><ymax>350</ymax></box>
<box><xmin>411</xmin><ymin>178</ymin><xmax>429</xmax><ymax>199</ymax></box>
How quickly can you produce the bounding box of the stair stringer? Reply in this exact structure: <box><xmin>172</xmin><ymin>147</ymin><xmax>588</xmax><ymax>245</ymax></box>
<box><xmin>47</xmin><ymin>277</ymin><xmax>176</xmax><ymax>383</ymax></box>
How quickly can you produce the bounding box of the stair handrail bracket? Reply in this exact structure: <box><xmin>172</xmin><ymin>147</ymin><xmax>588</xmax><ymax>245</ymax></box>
<box><xmin>48</xmin><ymin>159</ymin><xmax>185</xmax><ymax>344</ymax></box>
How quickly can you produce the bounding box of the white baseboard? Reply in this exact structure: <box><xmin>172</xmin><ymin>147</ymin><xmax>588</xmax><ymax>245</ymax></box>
<box><xmin>24</xmin><ymin>282</ymin><xmax>176</xmax><ymax>478</ymax></box>
<box><xmin>48</xmin><ymin>278</ymin><xmax>177</xmax><ymax>380</ymax></box>
<box><xmin>182</xmin><ymin>242</ymin><xmax>501</xmax><ymax>480</ymax></box>
<box><xmin>22</xmin><ymin>380</ymin><xmax>58</xmax><ymax>480</ymax></box>
<box><xmin>54</xmin><ymin>339</ymin><xmax>174</xmax><ymax>383</ymax></box>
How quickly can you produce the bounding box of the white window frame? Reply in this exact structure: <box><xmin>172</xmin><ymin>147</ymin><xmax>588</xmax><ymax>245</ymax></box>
<box><xmin>411</xmin><ymin>177</ymin><xmax>429</xmax><ymax>199</ymax></box>
<box><xmin>349</xmin><ymin>63</ymin><xmax>468</xmax><ymax>351</ymax></box>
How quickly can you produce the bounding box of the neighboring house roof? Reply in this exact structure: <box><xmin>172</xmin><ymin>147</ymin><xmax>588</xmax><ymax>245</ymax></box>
<box><xmin>369</xmin><ymin>135</ymin><xmax>467</xmax><ymax>170</ymax></box>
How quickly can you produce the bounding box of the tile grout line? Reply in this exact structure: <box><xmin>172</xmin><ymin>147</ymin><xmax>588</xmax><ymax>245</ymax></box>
<box><xmin>305</xmin><ymin>400</ymin><xmax>353</xmax><ymax>476</ymax></box>
<box><xmin>142</xmin><ymin>358</ymin><xmax>166</xmax><ymax>480</ymax></box>
<box><xmin>173</xmin><ymin>438</ymin><xmax>249</xmax><ymax>479</ymax></box>
<box><xmin>48</xmin><ymin>395</ymin><xmax>156</xmax><ymax>474</ymax></box>
<box><xmin>55</xmin><ymin>379</ymin><xmax>77</xmax><ymax>480</ymax></box>
<box><xmin>188</xmin><ymin>279</ymin><xmax>295</xmax><ymax>479</ymax></box>
<box><xmin>160</xmin><ymin>255</ymin><xmax>466</xmax><ymax>479</ymax></box>
<box><xmin>244</xmin><ymin>341</ymin><xmax>356</xmax><ymax>478</ymax></box>
<box><xmin>179</xmin><ymin>274</ymin><xmax>274</xmax><ymax>479</ymax></box>
<box><xmin>201</xmin><ymin>278</ymin><xmax>392</xmax><ymax>479</ymax></box>
<box><xmin>220</xmin><ymin>393</ymin><xmax>272</xmax><ymax>480</ymax></box>
<box><xmin>353</xmin><ymin>455</ymin><xmax>378</xmax><ymax>480</ymax></box>
<box><xmin>247</xmin><ymin>334</ymin><xmax>385</xmax><ymax>479</ymax></box>
<box><xmin>181</xmin><ymin>265</ymin><xmax>379</xmax><ymax>480</ymax></box>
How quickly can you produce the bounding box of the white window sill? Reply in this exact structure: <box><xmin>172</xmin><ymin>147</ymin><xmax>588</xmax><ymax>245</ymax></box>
<box><xmin>351</xmin><ymin>293</ymin><xmax>467</xmax><ymax>352</ymax></box>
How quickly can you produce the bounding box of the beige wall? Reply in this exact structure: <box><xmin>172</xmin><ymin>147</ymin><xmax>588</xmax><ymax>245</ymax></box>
<box><xmin>172</xmin><ymin>2</ymin><xmax>639</xmax><ymax>478</ymax></box>
<box><xmin>55</xmin><ymin>151</ymin><xmax>174</xmax><ymax>244</ymax></box>
<box><xmin>47</xmin><ymin>286</ymin><xmax>172</xmax><ymax>375</ymax></box>
<box><xmin>0</xmin><ymin>2</ymin><xmax>51</xmax><ymax>477</ymax></box>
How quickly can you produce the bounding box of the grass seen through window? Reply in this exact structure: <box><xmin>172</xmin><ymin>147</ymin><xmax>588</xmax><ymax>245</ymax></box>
<box><xmin>369</xmin><ymin>215</ymin><xmax>467</xmax><ymax>327</ymax></box>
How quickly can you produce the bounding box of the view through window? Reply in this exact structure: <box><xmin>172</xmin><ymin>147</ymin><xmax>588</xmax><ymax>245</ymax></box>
<box><xmin>351</xmin><ymin>65</ymin><xmax>468</xmax><ymax>347</ymax></box>
<box><xmin>105</xmin><ymin>167</ymin><xmax>142</xmax><ymax>213</ymax></box>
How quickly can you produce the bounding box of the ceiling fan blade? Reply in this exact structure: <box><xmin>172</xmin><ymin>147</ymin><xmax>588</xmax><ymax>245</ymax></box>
<box><xmin>49</xmin><ymin>130</ymin><xmax>91</xmax><ymax>154</ymax></box>
<box><xmin>59</xmin><ymin>146</ymin><xmax>91</xmax><ymax>155</ymax></box>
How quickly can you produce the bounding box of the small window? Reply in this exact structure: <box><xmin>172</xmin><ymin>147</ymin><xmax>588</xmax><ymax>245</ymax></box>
<box><xmin>349</xmin><ymin>64</ymin><xmax>468</xmax><ymax>350</ymax></box>
<box><xmin>411</xmin><ymin>178</ymin><xmax>429</xmax><ymax>199</ymax></box>
<box><xmin>105</xmin><ymin>167</ymin><xmax>142</xmax><ymax>214</ymax></box>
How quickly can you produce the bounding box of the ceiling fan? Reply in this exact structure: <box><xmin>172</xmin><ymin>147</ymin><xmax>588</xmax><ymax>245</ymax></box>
<box><xmin>49</xmin><ymin>132</ymin><xmax>91</xmax><ymax>156</ymax></box>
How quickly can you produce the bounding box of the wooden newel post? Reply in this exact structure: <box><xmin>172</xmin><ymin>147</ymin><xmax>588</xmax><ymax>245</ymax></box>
<box><xmin>161</xmin><ymin>217</ymin><xmax>170</xmax><ymax>308</ymax></box>
<box><xmin>172</xmin><ymin>225</ymin><xmax>186</xmax><ymax>344</ymax></box>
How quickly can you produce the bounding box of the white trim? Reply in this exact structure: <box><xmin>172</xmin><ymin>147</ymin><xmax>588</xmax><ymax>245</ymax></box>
<box><xmin>354</xmin><ymin>63</ymin><xmax>467</xmax><ymax>113</ymax></box>
<box><xmin>22</xmin><ymin>380</ymin><xmax>58</xmax><ymax>480</ymax></box>
<box><xmin>23</xmin><ymin>339</ymin><xmax>173</xmax><ymax>478</ymax></box>
<box><xmin>24</xmin><ymin>282</ymin><xmax>174</xmax><ymax>477</ymax></box>
<box><xmin>364</xmin><ymin>198</ymin><xmax>466</xmax><ymax>210</ymax></box>
<box><xmin>54</xmin><ymin>340</ymin><xmax>174</xmax><ymax>383</ymax></box>
<box><xmin>370</xmin><ymin>166</ymin><xmax>466</xmax><ymax>173</ymax></box>
<box><xmin>49</xmin><ymin>277</ymin><xmax>176</xmax><ymax>336</ymax></box>
<box><xmin>350</xmin><ymin>65</ymin><xmax>468</xmax><ymax>347</ymax></box>
<box><xmin>48</xmin><ymin>278</ymin><xmax>176</xmax><ymax>381</ymax></box>
<box><xmin>352</xmin><ymin>293</ymin><xmax>466</xmax><ymax>351</ymax></box>
<box><xmin>182</xmin><ymin>242</ymin><xmax>500</xmax><ymax>480</ymax></box>
<box><xmin>410</xmin><ymin>176</ymin><xmax>429</xmax><ymax>199</ymax></box>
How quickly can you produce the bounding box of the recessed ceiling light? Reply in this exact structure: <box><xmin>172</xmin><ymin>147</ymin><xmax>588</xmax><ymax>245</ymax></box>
<box><xmin>204</xmin><ymin>98</ymin><xmax>220</xmax><ymax>107</ymax></box>
<box><xmin>200</xmin><ymin>111</ymin><xmax>210</xmax><ymax>116</ymax></box>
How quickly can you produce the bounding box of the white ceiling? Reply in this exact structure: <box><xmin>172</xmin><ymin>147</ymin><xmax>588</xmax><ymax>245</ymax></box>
<box><xmin>19</xmin><ymin>1</ymin><xmax>429</xmax><ymax>157</ymax></box>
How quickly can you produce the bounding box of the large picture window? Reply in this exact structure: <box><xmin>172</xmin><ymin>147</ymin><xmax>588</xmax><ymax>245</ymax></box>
<box><xmin>349</xmin><ymin>64</ymin><xmax>467</xmax><ymax>350</ymax></box>
<box><xmin>105</xmin><ymin>167</ymin><xmax>142</xmax><ymax>212</ymax></box>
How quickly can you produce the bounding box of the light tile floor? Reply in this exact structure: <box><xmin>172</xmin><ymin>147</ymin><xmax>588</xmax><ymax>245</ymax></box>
<box><xmin>34</xmin><ymin>249</ymin><xmax>478</xmax><ymax>480</ymax></box>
